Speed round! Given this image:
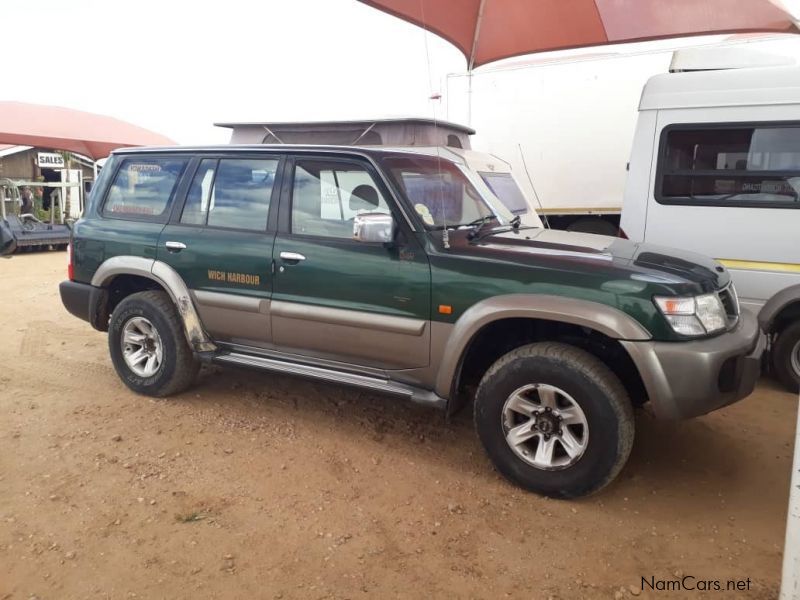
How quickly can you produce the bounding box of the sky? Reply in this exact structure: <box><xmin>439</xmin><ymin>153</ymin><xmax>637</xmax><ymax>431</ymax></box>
<box><xmin>4</xmin><ymin>0</ymin><xmax>800</xmax><ymax>148</ymax></box>
<box><xmin>2</xmin><ymin>0</ymin><xmax>465</xmax><ymax>144</ymax></box>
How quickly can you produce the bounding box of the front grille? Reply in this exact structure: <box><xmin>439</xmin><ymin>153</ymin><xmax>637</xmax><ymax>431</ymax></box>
<box><xmin>718</xmin><ymin>283</ymin><xmax>740</xmax><ymax>328</ymax></box>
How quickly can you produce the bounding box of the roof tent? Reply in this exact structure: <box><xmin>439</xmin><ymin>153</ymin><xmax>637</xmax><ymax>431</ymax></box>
<box><xmin>215</xmin><ymin>118</ymin><xmax>475</xmax><ymax>149</ymax></box>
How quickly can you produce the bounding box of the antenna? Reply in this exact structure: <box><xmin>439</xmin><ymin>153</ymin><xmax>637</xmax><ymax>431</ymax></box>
<box><xmin>518</xmin><ymin>143</ymin><xmax>550</xmax><ymax>229</ymax></box>
<box><xmin>418</xmin><ymin>0</ymin><xmax>450</xmax><ymax>249</ymax></box>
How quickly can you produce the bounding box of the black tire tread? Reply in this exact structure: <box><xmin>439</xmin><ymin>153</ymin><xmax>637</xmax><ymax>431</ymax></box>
<box><xmin>475</xmin><ymin>341</ymin><xmax>634</xmax><ymax>497</ymax></box>
<box><xmin>110</xmin><ymin>290</ymin><xmax>199</xmax><ymax>397</ymax></box>
<box><xmin>772</xmin><ymin>320</ymin><xmax>800</xmax><ymax>394</ymax></box>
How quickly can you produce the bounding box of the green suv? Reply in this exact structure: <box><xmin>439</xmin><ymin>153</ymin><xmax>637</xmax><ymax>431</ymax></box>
<box><xmin>56</xmin><ymin>145</ymin><xmax>764</xmax><ymax>498</ymax></box>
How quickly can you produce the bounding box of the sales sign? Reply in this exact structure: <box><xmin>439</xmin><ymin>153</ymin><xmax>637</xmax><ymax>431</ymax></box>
<box><xmin>37</xmin><ymin>152</ymin><xmax>65</xmax><ymax>168</ymax></box>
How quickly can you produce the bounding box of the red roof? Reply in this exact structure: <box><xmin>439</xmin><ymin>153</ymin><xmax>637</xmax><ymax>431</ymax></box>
<box><xmin>359</xmin><ymin>0</ymin><xmax>799</xmax><ymax>69</ymax></box>
<box><xmin>0</xmin><ymin>102</ymin><xmax>175</xmax><ymax>160</ymax></box>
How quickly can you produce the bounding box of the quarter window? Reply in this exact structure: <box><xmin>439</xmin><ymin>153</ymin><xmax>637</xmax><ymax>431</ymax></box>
<box><xmin>104</xmin><ymin>157</ymin><xmax>188</xmax><ymax>220</ymax></box>
<box><xmin>658</xmin><ymin>125</ymin><xmax>800</xmax><ymax>208</ymax></box>
<box><xmin>181</xmin><ymin>158</ymin><xmax>278</xmax><ymax>230</ymax></box>
<box><xmin>291</xmin><ymin>160</ymin><xmax>390</xmax><ymax>239</ymax></box>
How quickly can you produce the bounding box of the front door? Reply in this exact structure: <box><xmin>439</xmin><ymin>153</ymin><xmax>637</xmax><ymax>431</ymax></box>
<box><xmin>157</xmin><ymin>156</ymin><xmax>282</xmax><ymax>347</ymax></box>
<box><xmin>271</xmin><ymin>156</ymin><xmax>431</xmax><ymax>370</ymax></box>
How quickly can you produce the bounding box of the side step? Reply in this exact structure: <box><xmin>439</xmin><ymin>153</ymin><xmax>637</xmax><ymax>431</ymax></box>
<box><xmin>213</xmin><ymin>352</ymin><xmax>447</xmax><ymax>410</ymax></box>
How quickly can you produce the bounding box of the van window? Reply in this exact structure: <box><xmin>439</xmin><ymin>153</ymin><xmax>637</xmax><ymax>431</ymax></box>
<box><xmin>480</xmin><ymin>172</ymin><xmax>529</xmax><ymax>214</ymax></box>
<box><xmin>181</xmin><ymin>158</ymin><xmax>279</xmax><ymax>231</ymax></box>
<box><xmin>657</xmin><ymin>125</ymin><xmax>800</xmax><ymax>208</ymax></box>
<box><xmin>104</xmin><ymin>157</ymin><xmax>188</xmax><ymax>220</ymax></box>
<box><xmin>291</xmin><ymin>160</ymin><xmax>390</xmax><ymax>239</ymax></box>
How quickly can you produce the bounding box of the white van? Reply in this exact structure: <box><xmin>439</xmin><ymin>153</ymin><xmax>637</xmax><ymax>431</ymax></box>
<box><xmin>620</xmin><ymin>48</ymin><xmax>800</xmax><ymax>392</ymax></box>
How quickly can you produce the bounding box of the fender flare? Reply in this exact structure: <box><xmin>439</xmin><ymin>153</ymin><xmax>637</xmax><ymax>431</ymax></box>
<box><xmin>758</xmin><ymin>284</ymin><xmax>800</xmax><ymax>332</ymax></box>
<box><xmin>91</xmin><ymin>256</ymin><xmax>216</xmax><ymax>351</ymax></box>
<box><xmin>434</xmin><ymin>293</ymin><xmax>652</xmax><ymax>399</ymax></box>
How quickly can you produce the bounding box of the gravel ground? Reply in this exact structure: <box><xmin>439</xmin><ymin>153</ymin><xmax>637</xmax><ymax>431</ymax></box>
<box><xmin>1</xmin><ymin>252</ymin><xmax>797</xmax><ymax>599</ymax></box>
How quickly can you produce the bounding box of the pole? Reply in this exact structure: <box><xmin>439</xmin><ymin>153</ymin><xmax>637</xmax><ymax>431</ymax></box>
<box><xmin>781</xmin><ymin>396</ymin><xmax>800</xmax><ymax>599</ymax></box>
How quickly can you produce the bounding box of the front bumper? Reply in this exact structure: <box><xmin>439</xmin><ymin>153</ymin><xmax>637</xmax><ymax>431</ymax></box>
<box><xmin>621</xmin><ymin>309</ymin><xmax>765</xmax><ymax>419</ymax></box>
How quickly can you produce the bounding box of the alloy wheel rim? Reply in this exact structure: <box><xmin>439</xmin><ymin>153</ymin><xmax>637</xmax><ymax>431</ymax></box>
<box><xmin>121</xmin><ymin>316</ymin><xmax>163</xmax><ymax>378</ymax></box>
<box><xmin>501</xmin><ymin>383</ymin><xmax>589</xmax><ymax>470</ymax></box>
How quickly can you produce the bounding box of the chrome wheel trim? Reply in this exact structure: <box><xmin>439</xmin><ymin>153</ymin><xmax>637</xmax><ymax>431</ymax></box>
<box><xmin>121</xmin><ymin>316</ymin><xmax>163</xmax><ymax>378</ymax></box>
<box><xmin>791</xmin><ymin>339</ymin><xmax>800</xmax><ymax>380</ymax></box>
<box><xmin>501</xmin><ymin>383</ymin><xmax>589</xmax><ymax>471</ymax></box>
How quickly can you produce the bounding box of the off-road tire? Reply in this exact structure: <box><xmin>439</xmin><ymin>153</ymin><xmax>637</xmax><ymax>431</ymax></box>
<box><xmin>108</xmin><ymin>290</ymin><xmax>199</xmax><ymax>397</ymax></box>
<box><xmin>773</xmin><ymin>320</ymin><xmax>800</xmax><ymax>394</ymax></box>
<box><xmin>474</xmin><ymin>342</ymin><xmax>634</xmax><ymax>498</ymax></box>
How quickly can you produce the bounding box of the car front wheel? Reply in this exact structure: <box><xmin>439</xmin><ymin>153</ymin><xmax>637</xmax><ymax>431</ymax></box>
<box><xmin>474</xmin><ymin>342</ymin><xmax>634</xmax><ymax>498</ymax></box>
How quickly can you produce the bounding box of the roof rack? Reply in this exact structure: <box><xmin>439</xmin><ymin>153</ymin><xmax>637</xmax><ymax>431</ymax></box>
<box><xmin>669</xmin><ymin>46</ymin><xmax>796</xmax><ymax>72</ymax></box>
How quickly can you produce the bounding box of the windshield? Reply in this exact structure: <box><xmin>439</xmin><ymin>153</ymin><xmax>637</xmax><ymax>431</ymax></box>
<box><xmin>479</xmin><ymin>172</ymin><xmax>529</xmax><ymax>215</ymax></box>
<box><xmin>383</xmin><ymin>156</ymin><xmax>513</xmax><ymax>229</ymax></box>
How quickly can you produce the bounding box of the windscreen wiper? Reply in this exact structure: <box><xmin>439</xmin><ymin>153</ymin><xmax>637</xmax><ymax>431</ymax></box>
<box><xmin>463</xmin><ymin>214</ymin><xmax>499</xmax><ymax>240</ymax></box>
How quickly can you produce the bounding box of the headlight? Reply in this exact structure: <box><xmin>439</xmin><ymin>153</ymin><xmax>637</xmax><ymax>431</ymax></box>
<box><xmin>654</xmin><ymin>292</ymin><xmax>728</xmax><ymax>336</ymax></box>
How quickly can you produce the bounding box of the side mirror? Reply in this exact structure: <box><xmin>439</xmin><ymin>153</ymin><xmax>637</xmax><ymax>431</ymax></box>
<box><xmin>353</xmin><ymin>212</ymin><xmax>394</xmax><ymax>244</ymax></box>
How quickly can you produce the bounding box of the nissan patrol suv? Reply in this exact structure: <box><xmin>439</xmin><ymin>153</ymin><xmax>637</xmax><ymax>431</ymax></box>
<box><xmin>54</xmin><ymin>144</ymin><xmax>764</xmax><ymax>498</ymax></box>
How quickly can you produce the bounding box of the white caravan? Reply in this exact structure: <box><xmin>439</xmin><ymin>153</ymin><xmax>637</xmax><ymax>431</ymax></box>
<box><xmin>620</xmin><ymin>47</ymin><xmax>800</xmax><ymax>392</ymax></box>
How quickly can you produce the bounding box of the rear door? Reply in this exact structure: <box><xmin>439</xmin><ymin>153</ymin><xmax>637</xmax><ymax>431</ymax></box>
<box><xmin>270</xmin><ymin>155</ymin><xmax>431</xmax><ymax>370</ymax></box>
<box><xmin>157</xmin><ymin>154</ymin><xmax>283</xmax><ymax>348</ymax></box>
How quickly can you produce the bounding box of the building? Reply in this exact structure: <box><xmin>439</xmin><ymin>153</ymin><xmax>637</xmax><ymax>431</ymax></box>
<box><xmin>0</xmin><ymin>145</ymin><xmax>96</xmax><ymax>217</ymax></box>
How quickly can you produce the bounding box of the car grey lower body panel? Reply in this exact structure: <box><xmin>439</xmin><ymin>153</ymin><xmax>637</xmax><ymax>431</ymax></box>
<box><xmin>192</xmin><ymin>290</ymin><xmax>271</xmax><ymax>346</ymax></box>
<box><xmin>270</xmin><ymin>300</ymin><xmax>430</xmax><ymax>370</ymax></box>
<box><xmin>622</xmin><ymin>308</ymin><xmax>764</xmax><ymax>419</ymax></box>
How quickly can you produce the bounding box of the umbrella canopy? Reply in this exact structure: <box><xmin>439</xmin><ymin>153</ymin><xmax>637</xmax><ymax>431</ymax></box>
<box><xmin>359</xmin><ymin>0</ymin><xmax>799</xmax><ymax>69</ymax></box>
<box><xmin>0</xmin><ymin>101</ymin><xmax>175</xmax><ymax>160</ymax></box>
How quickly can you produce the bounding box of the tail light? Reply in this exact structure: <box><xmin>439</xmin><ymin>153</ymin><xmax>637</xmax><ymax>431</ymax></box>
<box><xmin>67</xmin><ymin>241</ymin><xmax>74</xmax><ymax>280</ymax></box>
<box><xmin>617</xmin><ymin>227</ymin><xmax>628</xmax><ymax>239</ymax></box>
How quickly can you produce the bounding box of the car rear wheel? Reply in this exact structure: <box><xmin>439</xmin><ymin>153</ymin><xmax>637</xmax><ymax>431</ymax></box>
<box><xmin>474</xmin><ymin>342</ymin><xmax>634</xmax><ymax>498</ymax></box>
<box><xmin>773</xmin><ymin>320</ymin><xmax>800</xmax><ymax>394</ymax></box>
<box><xmin>108</xmin><ymin>290</ymin><xmax>199</xmax><ymax>397</ymax></box>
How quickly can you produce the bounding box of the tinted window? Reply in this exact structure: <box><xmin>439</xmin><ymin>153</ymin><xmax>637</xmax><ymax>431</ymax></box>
<box><xmin>104</xmin><ymin>157</ymin><xmax>188</xmax><ymax>219</ymax></box>
<box><xmin>291</xmin><ymin>160</ymin><xmax>390</xmax><ymax>239</ymax></box>
<box><xmin>480</xmin><ymin>172</ymin><xmax>529</xmax><ymax>214</ymax></box>
<box><xmin>658</xmin><ymin>125</ymin><xmax>800</xmax><ymax>208</ymax></box>
<box><xmin>181</xmin><ymin>158</ymin><xmax>278</xmax><ymax>230</ymax></box>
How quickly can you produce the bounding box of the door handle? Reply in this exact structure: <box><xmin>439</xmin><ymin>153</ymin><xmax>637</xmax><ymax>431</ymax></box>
<box><xmin>279</xmin><ymin>251</ymin><xmax>306</xmax><ymax>262</ymax></box>
<box><xmin>165</xmin><ymin>241</ymin><xmax>186</xmax><ymax>252</ymax></box>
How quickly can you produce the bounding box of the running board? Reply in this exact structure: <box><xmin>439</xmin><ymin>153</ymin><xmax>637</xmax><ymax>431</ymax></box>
<box><xmin>213</xmin><ymin>352</ymin><xmax>447</xmax><ymax>410</ymax></box>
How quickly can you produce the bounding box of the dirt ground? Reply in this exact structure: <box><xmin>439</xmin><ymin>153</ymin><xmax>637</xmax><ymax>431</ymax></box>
<box><xmin>0</xmin><ymin>252</ymin><xmax>797</xmax><ymax>599</ymax></box>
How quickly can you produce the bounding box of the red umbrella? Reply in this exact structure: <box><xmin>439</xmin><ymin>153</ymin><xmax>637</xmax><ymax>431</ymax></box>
<box><xmin>0</xmin><ymin>101</ymin><xmax>175</xmax><ymax>160</ymax></box>
<box><xmin>359</xmin><ymin>0</ymin><xmax>799</xmax><ymax>69</ymax></box>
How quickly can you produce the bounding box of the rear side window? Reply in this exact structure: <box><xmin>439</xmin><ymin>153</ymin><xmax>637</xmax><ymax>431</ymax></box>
<box><xmin>657</xmin><ymin>124</ymin><xmax>800</xmax><ymax>208</ymax></box>
<box><xmin>181</xmin><ymin>158</ymin><xmax>279</xmax><ymax>231</ymax></box>
<box><xmin>104</xmin><ymin>157</ymin><xmax>188</xmax><ymax>219</ymax></box>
